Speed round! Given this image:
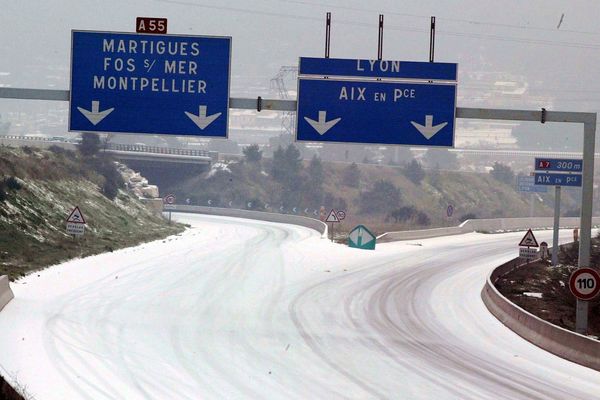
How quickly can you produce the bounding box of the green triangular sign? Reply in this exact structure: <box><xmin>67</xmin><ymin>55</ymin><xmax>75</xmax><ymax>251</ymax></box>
<box><xmin>348</xmin><ymin>225</ymin><xmax>376</xmax><ymax>250</ymax></box>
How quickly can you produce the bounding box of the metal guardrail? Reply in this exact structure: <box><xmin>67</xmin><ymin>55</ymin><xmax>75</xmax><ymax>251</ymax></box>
<box><xmin>107</xmin><ymin>143</ymin><xmax>209</xmax><ymax>157</ymax></box>
<box><xmin>0</xmin><ymin>135</ymin><xmax>210</xmax><ymax>158</ymax></box>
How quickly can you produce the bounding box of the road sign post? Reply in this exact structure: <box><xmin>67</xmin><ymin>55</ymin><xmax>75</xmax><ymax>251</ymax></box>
<box><xmin>69</xmin><ymin>30</ymin><xmax>231</xmax><ymax>137</ymax></box>
<box><xmin>296</xmin><ymin>57</ymin><xmax>457</xmax><ymax>147</ymax></box>
<box><xmin>163</xmin><ymin>194</ymin><xmax>176</xmax><ymax>223</ymax></box>
<box><xmin>348</xmin><ymin>225</ymin><xmax>376</xmax><ymax>250</ymax></box>
<box><xmin>552</xmin><ymin>185</ymin><xmax>561</xmax><ymax>266</ymax></box>
<box><xmin>518</xmin><ymin>229</ymin><xmax>539</xmax><ymax>263</ymax></box>
<box><xmin>533</xmin><ymin>158</ymin><xmax>582</xmax><ymax>267</ymax></box>
<box><xmin>66</xmin><ymin>206</ymin><xmax>86</xmax><ymax>237</ymax></box>
<box><xmin>325</xmin><ymin>208</ymin><xmax>340</xmax><ymax>242</ymax></box>
<box><xmin>569</xmin><ymin>268</ymin><xmax>600</xmax><ymax>301</ymax></box>
<box><xmin>516</xmin><ymin>175</ymin><xmax>547</xmax><ymax>193</ymax></box>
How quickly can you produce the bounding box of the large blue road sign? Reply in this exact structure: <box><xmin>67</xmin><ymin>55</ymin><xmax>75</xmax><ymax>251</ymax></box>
<box><xmin>534</xmin><ymin>172</ymin><xmax>582</xmax><ymax>187</ymax></box>
<box><xmin>296</xmin><ymin>78</ymin><xmax>456</xmax><ymax>147</ymax></box>
<box><xmin>517</xmin><ymin>176</ymin><xmax>548</xmax><ymax>193</ymax></box>
<box><xmin>534</xmin><ymin>158</ymin><xmax>583</xmax><ymax>173</ymax></box>
<box><xmin>69</xmin><ymin>30</ymin><xmax>231</xmax><ymax>137</ymax></box>
<box><xmin>299</xmin><ymin>57</ymin><xmax>457</xmax><ymax>81</ymax></box>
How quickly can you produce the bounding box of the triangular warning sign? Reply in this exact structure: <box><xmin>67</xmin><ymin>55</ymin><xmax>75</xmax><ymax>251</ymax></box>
<box><xmin>519</xmin><ymin>229</ymin><xmax>538</xmax><ymax>247</ymax></box>
<box><xmin>325</xmin><ymin>209</ymin><xmax>340</xmax><ymax>223</ymax></box>
<box><xmin>66</xmin><ymin>206</ymin><xmax>86</xmax><ymax>224</ymax></box>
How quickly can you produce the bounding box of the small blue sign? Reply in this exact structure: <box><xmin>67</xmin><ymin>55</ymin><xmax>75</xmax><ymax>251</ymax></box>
<box><xmin>299</xmin><ymin>57</ymin><xmax>457</xmax><ymax>81</ymax></box>
<box><xmin>69</xmin><ymin>30</ymin><xmax>231</xmax><ymax>137</ymax></box>
<box><xmin>534</xmin><ymin>173</ymin><xmax>582</xmax><ymax>187</ymax></box>
<box><xmin>534</xmin><ymin>158</ymin><xmax>583</xmax><ymax>172</ymax></box>
<box><xmin>517</xmin><ymin>176</ymin><xmax>548</xmax><ymax>193</ymax></box>
<box><xmin>296</xmin><ymin>78</ymin><xmax>456</xmax><ymax>147</ymax></box>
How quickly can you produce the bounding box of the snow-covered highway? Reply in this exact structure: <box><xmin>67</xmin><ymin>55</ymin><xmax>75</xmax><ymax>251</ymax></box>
<box><xmin>1</xmin><ymin>213</ymin><xmax>599</xmax><ymax>399</ymax></box>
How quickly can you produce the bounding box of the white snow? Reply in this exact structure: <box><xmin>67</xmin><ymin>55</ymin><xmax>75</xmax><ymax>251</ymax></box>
<box><xmin>0</xmin><ymin>217</ymin><xmax>598</xmax><ymax>399</ymax></box>
<box><xmin>523</xmin><ymin>292</ymin><xmax>543</xmax><ymax>298</ymax></box>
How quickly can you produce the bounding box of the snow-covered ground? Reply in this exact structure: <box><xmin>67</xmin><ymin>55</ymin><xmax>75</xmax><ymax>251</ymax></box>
<box><xmin>0</xmin><ymin>214</ymin><xmax>598</xmax><ymax>399</ymax></box>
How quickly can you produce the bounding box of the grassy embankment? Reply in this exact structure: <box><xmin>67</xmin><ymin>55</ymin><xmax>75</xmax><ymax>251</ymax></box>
<box><xmin>0</xmin><ymin>145</ymin><xmax>184</xmax><ymax>280</ymax></box>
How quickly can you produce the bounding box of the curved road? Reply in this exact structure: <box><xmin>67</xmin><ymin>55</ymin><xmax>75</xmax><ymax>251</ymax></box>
<box><xmin>0</xmin><ymin>214</ymin><xmax>598</xmax><ymax>399</ymax></box>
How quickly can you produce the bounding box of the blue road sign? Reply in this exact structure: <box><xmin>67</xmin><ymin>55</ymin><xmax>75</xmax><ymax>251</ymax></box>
<box><xmin>299</xmin><ymin>57</ymin><xmax>457</xmax><ymax>81</ymax></box>
<box><xmin>296</xmin><ymin>78</ymin><xmax>456</xmax><ymax>147</ymax></box>
<box><xmin>517</xmin><ymin>176</ymin><xmax>548</xmax><ymax>193</ymax></box>
<box><xmin>534</xmin><ymin>158</ymin><xmax>583</xmax><ymax>172</ymax></box>
<box><xmin>69</xmin><ymin>30</ymin><xmax>231</xmax><ymax>137</ymax></box>
<box><xmin>534</xmin><ymin>172</ymin><xmax>582</xmax><ymax>187</ymax></box>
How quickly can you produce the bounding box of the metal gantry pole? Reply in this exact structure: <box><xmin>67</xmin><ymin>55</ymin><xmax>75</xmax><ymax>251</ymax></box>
<box><xmin>576</xmin><ymin>115</ymin><xmax>596</xmax><ymax>334</ymax></box>
<box><xmin>552</xmin><ymin>186</ymin><xmax>560</xmax><ymax>266</ymax></box>
<box><xmin>429</xmin><ymin>16</ymin><xmax>436</xmax><ymax>63</ymax></box>
<box><xmin>377</xmin><ymin>15</ymin><xmax>384</xmax><ymax>60</ymax></box>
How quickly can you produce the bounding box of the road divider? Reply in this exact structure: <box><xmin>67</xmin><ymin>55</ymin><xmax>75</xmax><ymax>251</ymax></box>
<box><xmin>165</xmin><ymin>205</ymin><xmax>328</xmax><ymax>238</ymax></box>
<box><xmin>481</xmin><ymin>256</ymin><xmax>600</xmax><ymax>372</ymax></box>
<box><xmin>379</xmin><ymin>216</ymin><xmax>600</xmax><ymax>242</ymax></box>
<box><xmin>0</xmin><ymin>276</ymin><xmax>14</xmax><ymax>312</ymax></box>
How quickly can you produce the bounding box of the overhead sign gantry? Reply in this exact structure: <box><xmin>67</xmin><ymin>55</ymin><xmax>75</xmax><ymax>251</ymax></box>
<box><xmin>295</xmin><ymin>57</ymin><xmax>457</xmax><ymax>147</ymax></box>
<box><xmin>69</xmin><ymin>30</ymin><xmax>231</xmax><ymax>137</ymax></box>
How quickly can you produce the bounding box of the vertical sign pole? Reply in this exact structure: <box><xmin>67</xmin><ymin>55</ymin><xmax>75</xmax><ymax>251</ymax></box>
<box><xmin>377</xmin><ymin>14</ymin><xmax>384</xmax><ymax>60</ymax></box>
<box><xmin>169</xmin><ymin>211</ymin><xmax>172</xmax><ymax>224</ymax></box>
<box><xmin>330</xmin><ymin>222</ymin><xmax>334</xmax><ymax>242</ymax></box>
<box><xmin>429</xmin><ymin>16</ymin><xmax>436</xmax><ymax>62</ymax></box>
<box><xmin>552</xmin><ymin>185</ymin><xmax>561</xmax><ymax>266</ymax></box>
<box><xmin>325</xmin><ymin>12</ymin><xmax>331</xmax><ymax>58</ymax></box>
<box><xmin>529</xmin><ymin>193</ymin><xmax>534</xmax><ymax>217</ymax></box>
<box><xmin>576</xmin><ymin>116</ymin><xmax>596</xmax><ymax>334</ymax></box>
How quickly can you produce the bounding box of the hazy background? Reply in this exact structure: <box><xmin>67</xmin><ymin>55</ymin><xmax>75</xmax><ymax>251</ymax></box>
<box><xmin>2</xmin><ymin>0</ymin><xmax>600</xmax><ymax>150</ymax></box>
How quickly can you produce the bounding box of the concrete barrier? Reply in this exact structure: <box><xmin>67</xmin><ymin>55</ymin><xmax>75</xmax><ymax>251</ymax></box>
<box><xmin>0</xmin><ymin>276</ymin><xmax>14</xmax><ymax>312</ymax></box>
<box><xmin>378</xmin><ymin>226</ymin><xmax>466</xmax><ymax>242</ymax></box>
<box><xmin>463</xmin><ymin>216</ymin><xmax>600</xmax><ymax>232</ymax></box>
<box><xmin>481</xmin><ymin>257</ymin><xmax>600</xmax><ymax>372</ymax></box>
<box><xmin>379</xmin><ymin>216</ymin><xmax>600</xmax><ymax>242</ymax></box>
<box><xmin>166</xmin><ymin>205</ymin><xmax>328</xmax><ymax>237</ymax></box>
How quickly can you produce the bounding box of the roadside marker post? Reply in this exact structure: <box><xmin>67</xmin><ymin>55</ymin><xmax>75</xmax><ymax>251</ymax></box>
<box><xmin>163</xmin><ymin>194</ymin><xmax>176</xmax><ymax>223</ymax></box>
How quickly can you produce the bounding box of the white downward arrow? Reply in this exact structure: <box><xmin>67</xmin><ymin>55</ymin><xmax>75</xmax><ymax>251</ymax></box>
<box><xmin>410</xmin><ymin>115</ymin><xmax>448</xmax><ymax>139</ymax></box>
<box><xmin>185</xmin><ymin>106</ymin><xmax>222</xmax><ymax>130</ymax></box>
<box><xmin>304</xmin><ymin>111</ymin><xmax>341</xmax><ymax>135</ymax></box>
<box><xmin>77</xmin><ymin>101</ymin><xmax>114</xmax><ymax>125</ymax></box>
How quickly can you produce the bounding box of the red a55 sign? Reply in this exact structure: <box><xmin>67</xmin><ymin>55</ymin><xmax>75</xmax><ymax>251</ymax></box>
<box><xmin>136</xmin><ymin>17</ymin><xmax>168</xmax><ymax>34</ymax></box>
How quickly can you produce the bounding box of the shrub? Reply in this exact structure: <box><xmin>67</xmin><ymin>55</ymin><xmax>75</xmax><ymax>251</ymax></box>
<box><xmin>342</xmin><ymin>162</ymin><xmax>361</xmax><ymax>188</ymax></box>
<box><xmin>490</xmin><ymin>162</ymin><xmax>514</xmax><ymax>184</ymax></box>
<box><xmin>359</xmin><ymin>180</ymin><xmax>401</xmax><ymax>215</ymax></box>
<box><xmin>387</xmin><ymin>206</ymin><xmax>431</xmax><ymax>226</ymax></box>
<box><xmin>4</xmin><ymin>176</ymin><xmax>22</xmax><ymax>190</ymax></box>
<box><xmin>48</xmin><ymin>145</ymin><xmax>67</xmax><ymax>155</ymax></box>
<box><xmin>460</xmin><ymin>212</ymin><xmax>478</xmax><ymax>222</ymax></box>
<box><xmin>79</xmin><ymin>132</ymin><xmax>101</xmax><ymax>157</ymax></box>
<box><xmin>403</xmin><ymin>159</ymin><xmax>425</xmax><ymax>185</ymax></box>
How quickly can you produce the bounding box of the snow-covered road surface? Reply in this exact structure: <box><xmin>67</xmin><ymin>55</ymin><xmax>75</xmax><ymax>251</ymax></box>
<box><xmin>0</xmin><ymin>214</ymin><xmax>599</xmax><ymax>399</ymax></box>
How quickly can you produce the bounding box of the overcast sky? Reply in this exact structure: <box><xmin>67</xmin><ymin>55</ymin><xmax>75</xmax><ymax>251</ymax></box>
<box><xmin>2</xmin><ymin>0</ymin><xmax>600</xmax><ymax>146</ymax></box>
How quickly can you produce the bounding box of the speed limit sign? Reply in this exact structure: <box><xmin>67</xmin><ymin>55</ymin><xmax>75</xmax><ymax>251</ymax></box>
<box><xmin>569</xmin><ymin>268</ymin><xmax>600</xmax><ymax>300</ymax></box>
<box><xmin>163</xmin><ymin>194</ymin><xmax>176</xmax><ymax>205</ymax></box>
